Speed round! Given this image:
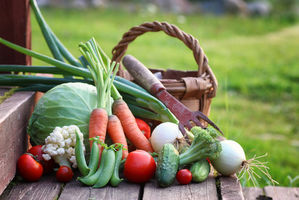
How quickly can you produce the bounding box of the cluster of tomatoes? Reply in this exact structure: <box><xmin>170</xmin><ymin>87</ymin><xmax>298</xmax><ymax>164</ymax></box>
<box><xmin>123</xmin><ymin>150</ymin><xmax>192</xmax><ymax>185</ymax></box>
<box><xmin>17</xmin><ymin>145</ymin><xmax>73</xmax><ymax>182</ymax></box>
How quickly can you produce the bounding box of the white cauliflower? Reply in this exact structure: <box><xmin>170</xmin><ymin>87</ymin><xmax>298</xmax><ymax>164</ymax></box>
<box><xmin>42</xmin><ymin>125</ymin><xmax>85</xmax><ymax>168</ymax></box>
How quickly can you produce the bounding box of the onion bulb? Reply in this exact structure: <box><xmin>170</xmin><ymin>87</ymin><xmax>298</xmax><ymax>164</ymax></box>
<box><xmin>211</xmin><ymin>139</ymin><xmax>277</xmax><ymax>186</ymax></box>
<box><xmin>150</xmin><ymin>122</ymin><xmax>184</xmax><ymax>152</ymax></box>
<box><xmin>211</xmin><ymin>140</ymin><xmax>246</xmax><ymax>176</ymax></box>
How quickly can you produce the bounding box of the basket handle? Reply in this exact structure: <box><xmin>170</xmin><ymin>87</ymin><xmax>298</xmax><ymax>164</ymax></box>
<box><xmin>111</xmin><ymin>21</ymin><xmax>217</xmax><ymax>97</ymax></box>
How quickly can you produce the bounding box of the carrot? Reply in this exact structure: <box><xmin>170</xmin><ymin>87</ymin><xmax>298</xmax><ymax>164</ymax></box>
<box><xmin>89</xmin><ymin>108</ymin><xmax>108</xmax><ymax>159</ymax></box>
<box><xmin>107</xmin><ymin>115</ymin><xmax>129</xmax><ymax>159</ymax></box>
<box><xmin>113</xmin><ymin>99</ymin><xmax>153</xmax><ymax>152</ymax></box>
<box><xmin>80</xmin><ymin>39</ymin><xmax>119</xmax><ymax>161</ymax></box>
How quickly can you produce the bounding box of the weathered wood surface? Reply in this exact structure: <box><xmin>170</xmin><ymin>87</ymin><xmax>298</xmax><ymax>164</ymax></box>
<box><xmin>0</xmin><ymin>0</ymin><xmax>31</xmax><ymax>66</ymax></box>
<box><xmin>59</xmin><ymin>179</ymin><xmax>141</xmax><ymax>200</ymax></box>
<box><xmin>219</xmin><ymin>175</ymin><xmax>244</xmax><ymax>200</ymax></box>
<box><xmin>143</xmin><ymin>176</ymin><xmax>218</xmax><ymax>200</ymax></box>
<box><xmin>0</xmin><ymin>176</ymin><xmax>62</xmax><ymax>200</ymax></box>
<box><xmin>0</xmin><ymin>91</ymin><xmax>35</xmax><ymax>195</ymax></box>
<box><xmin>2</xmin><ymin>175</ymin><xmax>298</xmax><ymax>200</ymax></box>
<box><xmin>242</xmin><ymin>187</ymin><xmax>264</xmax><ymax>200</ymax></box>
<box><xmin>264</xmin><ymin>186</ymin><xmax>299</xmax><ymax>200</ymax></box>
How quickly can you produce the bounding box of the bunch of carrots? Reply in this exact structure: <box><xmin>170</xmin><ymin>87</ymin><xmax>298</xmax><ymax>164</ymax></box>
<box><xmin>79</xmin><ymin>39</ymin><xmax>153</xmax><ymax>161</ymax></box>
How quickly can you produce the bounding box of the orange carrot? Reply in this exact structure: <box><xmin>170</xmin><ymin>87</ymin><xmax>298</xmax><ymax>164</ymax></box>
<box><xmin>113</xmin><ymin>99</ymin><xmax>153</xmax><ymax>152</ymax></box>
<box><xmin>107</xmin><ymin>115</ymin><xmax>129</xmax><ymax>159</ymax></box>
<box><xmin>89</xmin><ymin>108</ymin><xmax>108</xmax><ymax>160</ymax></box>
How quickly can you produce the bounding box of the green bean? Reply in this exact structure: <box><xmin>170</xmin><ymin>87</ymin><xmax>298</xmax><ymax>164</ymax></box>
<box><xmin>75</xmin><ymin>130</ymin><xmax>89</xmax><ymax>176</ymax></box>
<box><xmin>93</xmin><ymin>148</ymin><xmax>116</xmax><ymax>188</ymax></box>
<box><xmin>110</xmin><ymin>145</ymin><xmax>124</xmax><ymax>187</ymax></box>
<box><xmin>87</xmin><ymin>139</ymin><xmax>100</xmax><ymax>176</ymax></box>
<box><xmin>78</xmin><ymin>148</ymin><xmax>108</xmax><ymax>186</ymax></box>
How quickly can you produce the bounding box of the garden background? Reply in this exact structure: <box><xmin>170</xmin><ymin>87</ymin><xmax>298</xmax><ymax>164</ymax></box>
<box><xmin>30</xmin><ymin>0</ymin><xmax>298</xmax><ymax>187</ymax></box>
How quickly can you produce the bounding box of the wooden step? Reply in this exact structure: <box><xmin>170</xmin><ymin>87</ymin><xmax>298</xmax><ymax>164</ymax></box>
<box><xmin>1</xmin><ymin>173</ymin><xmax>298</xmax><ymax>200</ymax></box>
<box><xmin>0</xmin><ymin>89</ymin><xmax>35</xmax><ymax>195</ymax></box>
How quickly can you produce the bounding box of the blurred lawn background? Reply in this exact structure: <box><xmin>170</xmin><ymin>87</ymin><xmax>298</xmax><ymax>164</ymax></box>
<box><xmin>30</xmin><ymin>7</ymin><xmax>298</xmax><ymax>187</ymax></box>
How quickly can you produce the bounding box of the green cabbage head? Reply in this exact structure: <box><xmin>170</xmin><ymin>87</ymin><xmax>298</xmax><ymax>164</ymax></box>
<box><xmin>28</xmin><ymin>82</ymin><xmax>97</xmax><ymax>150</ymax></box>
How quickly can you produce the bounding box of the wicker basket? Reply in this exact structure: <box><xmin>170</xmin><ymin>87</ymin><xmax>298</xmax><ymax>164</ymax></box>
<box><xmin>111</xmin><ymin>21</ymin><xmax>217</xmax><ymax>121</ymax></box>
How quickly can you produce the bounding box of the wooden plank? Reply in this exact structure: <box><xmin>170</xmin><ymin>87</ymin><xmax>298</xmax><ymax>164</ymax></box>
<box><xmin>142</xmin><ymin>176</ymin><xmax>218</xmax><ymax>200</ymax></box>
<box><xmin>59</xmin><ymin>180</ymin><xmax>141</xmax><ymax>200</ymax></box>
<box><xmin>0</xmin><ymin>91</ymin><xmax>35</xmax><ymax>195</ymax></box>
<box><xmin>242</xmin><ymin>187</ymin><xmax>264</xmax><ymax>200</ymax></box>
<box><xmin>219</xmin><ymin>175</ymin><xmax>244</xmax><ymax>200</ymax></box>
<box><xmin>0</xmin><ymin>0</ymin><xmax>31</xmax><ymax>66</ymax></box>
<box><xmin>0</xmin><ymin>175</ymin><xmax>62</xmax><ymax>200</ymax></box>
<box><xmin>264</xmin><ymin>186</ymin><xmax>299</xmax><ymax>200</ymax></box>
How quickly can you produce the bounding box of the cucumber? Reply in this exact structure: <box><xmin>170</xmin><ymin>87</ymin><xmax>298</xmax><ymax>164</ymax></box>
<box><xmin>190</xmin><ymin>159</ymin><xmax>210</xmax><ymax>182</ymax></box>
<box><xmin>156</xmin><ymin>143</ymin><xmax>179</xmax><ymax>187</ymax></box>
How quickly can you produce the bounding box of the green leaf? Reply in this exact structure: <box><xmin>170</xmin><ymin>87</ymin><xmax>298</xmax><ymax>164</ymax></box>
<box><xmin>28</xmin><ymin>82</ymin><xmax>97</xmax><ymax>151</ymax></box>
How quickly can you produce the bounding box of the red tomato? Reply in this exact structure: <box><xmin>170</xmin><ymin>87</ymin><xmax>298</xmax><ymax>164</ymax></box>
<box><xmin>17</xmin><ymin>154</ymin><xmax>43</xmax><ymax>182</ymax></box>
<box><xmin>28</xmin><ymin>145</ymin><xmax>43</xmax><ymax>161</ymax></box>
<box><xmin>124</xmin><ymin>150</ymin><xmax>156</xmax><ymax>183</ymax></box>
<box><xmin>41</xmin><ymin>158</ymin><xmax>55</xmax><ymax>174</ymax></box>
<box><xmin>56</xmin><ymin>166</ymin><xmax>73</xmax><ymax>182</ymax></box>
<box><xmin>136</xmin><ymin>118</ymin><xmax>151</xmax><ymax>139</ymax></box>
<box><xmin>28</xmin><ymin>145</ymin><xmax>54</xmax><ymax>174</ymax></box>
<box><xmin>176</xmin><ymin>169</ymin><xmax>192</xmax><ymax>185</ymax></box>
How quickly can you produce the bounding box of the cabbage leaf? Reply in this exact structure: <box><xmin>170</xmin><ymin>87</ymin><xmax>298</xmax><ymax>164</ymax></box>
<box><xmin>28</xmin><ymin>82</ymin><xmax>97</xmax><ymax>150</ymax></box>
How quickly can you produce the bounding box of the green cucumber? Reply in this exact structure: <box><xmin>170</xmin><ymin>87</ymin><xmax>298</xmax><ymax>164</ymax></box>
<box><xmin>190</xmin><ymin>159</ymin><xmax>210</xmax><ymax>182</ymax></box>
<box><xmin>155</xmin><ymin>143</ymin><xmax>179</xmax><ymax>187</ymax></box>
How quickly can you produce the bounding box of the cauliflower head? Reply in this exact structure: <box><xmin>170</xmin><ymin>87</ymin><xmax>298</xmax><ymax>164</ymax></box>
<box><xmin>42</xmin><ymin>125</ymin><xmax>85</xmax><ymax>168</ymax></box>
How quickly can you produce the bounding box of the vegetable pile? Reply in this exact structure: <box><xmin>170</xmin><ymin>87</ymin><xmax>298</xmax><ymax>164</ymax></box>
<box><xmin>4</xmin><ymin>0</ymin><xmax>277</xmax><ymax>188</ymax></box>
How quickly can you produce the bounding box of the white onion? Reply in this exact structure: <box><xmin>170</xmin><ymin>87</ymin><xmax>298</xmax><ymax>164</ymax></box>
<box><xmin>150</xmin><ymin>122</ymin><xmax>183</xmax><ymax>152</ymax></box>
<box><xmin>211</xmin><ymin>140</ymin><xmax>246</xmax><ymax>176</ymax></box>
<box><xmin>211</xmin><ymin>140</ymin><xmax>277</xmax><ymax>186</ymax></box>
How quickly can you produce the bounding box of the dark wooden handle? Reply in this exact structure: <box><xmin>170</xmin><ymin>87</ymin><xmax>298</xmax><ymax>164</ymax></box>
<box><xmin>122</xmin><ymin>55</ymin><xmax>165</xmax><ymax>94</ymax></box>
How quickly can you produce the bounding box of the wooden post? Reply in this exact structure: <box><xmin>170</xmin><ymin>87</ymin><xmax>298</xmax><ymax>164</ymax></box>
<box><xmin>0</xmin><ymin>0</ymin><xmax>31</xmax><ymax>65</ymax></box>
<box><xmin>0</xmin><ymin>0</ymin><xmax>33</xmax><ymax>195</ymax></box>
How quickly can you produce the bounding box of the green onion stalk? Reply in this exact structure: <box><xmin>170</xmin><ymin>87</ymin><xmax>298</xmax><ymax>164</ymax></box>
<box><xmin>78</xmin><ymin>38</ymin><xmax>118</xmax><ymax>115</ymax></box>
<box><xmin>0</xmin><ymin>43</ymin><xmax>177</xmax><ymax>124</ymax></box>
<box><xmin>29</xmin><ymin>0</ymin><xmax>82</xmax><ymax>68</ymax></box>
<box><xmin>0</xmin><ymin>0</ymin><xmax>178</xmax><ymax>124</ymax></box>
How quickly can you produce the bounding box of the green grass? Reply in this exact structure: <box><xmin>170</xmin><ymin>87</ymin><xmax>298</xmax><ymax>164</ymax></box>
<box><xmin>30</xmin><ymin>7</ymin><xmax>299</xmax><ymax>187</ymax></box>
